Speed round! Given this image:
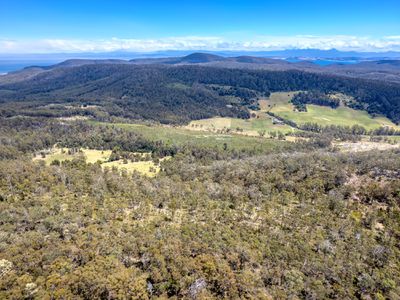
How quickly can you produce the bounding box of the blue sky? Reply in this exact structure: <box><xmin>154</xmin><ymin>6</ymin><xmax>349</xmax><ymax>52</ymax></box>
<box><xmin>0</xmin><ymin>0</ymin><xmax>399</xmax><ymax>53</ymax></box>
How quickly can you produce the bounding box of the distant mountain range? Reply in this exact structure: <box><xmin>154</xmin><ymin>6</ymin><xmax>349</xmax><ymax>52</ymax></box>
<box><xmin>1</xmin><ymin>48</ymin><xmax>400</xmax><ymax>61</ymax></box>
<box><xmin>2</xmin><ymin>52</ymin><xmax>400</xmax><ymax>85</ymax></box>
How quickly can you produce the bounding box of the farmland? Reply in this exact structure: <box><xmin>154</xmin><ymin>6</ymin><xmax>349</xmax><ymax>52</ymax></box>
<box><xmin>263</xmin><ymin>92</ymin><xmax>400</xmax><ymax>130</ymax></box>
<box><xmin>90</xmin><ymin>121</ymin><xmax>292</xmax><ymax>152</ymax></box>
<box><xmin>185</xmin><ymin>91</ymin><xmax>400</xmax><ymax>140</ymax></box>
<box><xmin>187</xmin><ymin>114</ymin><xmax>295</xmax><ymax>137</ymax></box>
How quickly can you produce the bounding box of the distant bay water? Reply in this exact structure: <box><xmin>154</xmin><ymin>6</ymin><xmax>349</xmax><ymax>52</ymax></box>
<box><xmin>0</xmin><ymin>60</ymin><xmax>61</xmax><ymax>75</ymax></box>
<box><xmin>312</xmin><ymin>59</ymin><xmax>359</xmax><ymax>66</ymax></box>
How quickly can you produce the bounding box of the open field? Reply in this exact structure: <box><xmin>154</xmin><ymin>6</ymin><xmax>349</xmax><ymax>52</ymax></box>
<box><xmin>34</xmin><ymin>148</ymin><xmax>111</xmax><ymax>164</ymax></box>
<box><xmin>33</xmin><ymin>147</ymin><xmax>162</xmax><ymax>176</ymax></box>
<box><xmin>82</xmin><ymin>149</ymin><xmax>112</xmax><ymax>163</ymax></box>
<box><xmin>187</xmin><ymin>114</ymin><xmax>296</xmax><ymax>137</ymax></box>
<box><xmin>33</xmin><ymin>148</ymin><xmax>84</xmax><ymax>164</ymax></box>
<box><xmin>90</xmin><ymin>121</ymin><xmax>292</xmax><ymax>152</ymax></box>
<box><xmin>259</xmin><ymin>91</ymin><xmax>299</xmax><ymax>109</ymax></box>
<box><xmin>262</xmin><ymin>92</ymin><xmax>400</xmax><ymax>130</ymax></box>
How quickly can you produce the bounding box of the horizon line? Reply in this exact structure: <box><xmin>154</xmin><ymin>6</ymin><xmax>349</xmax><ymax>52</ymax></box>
<box><xmin>1</xmin><ymin>48</ymin><xmax>400</xmax><ymax>56</ymax></box>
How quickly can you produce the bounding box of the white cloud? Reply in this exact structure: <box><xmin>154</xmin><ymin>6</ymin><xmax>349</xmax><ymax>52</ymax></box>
<box><xmin>0</xmin><ymin>35</ymin><xmax>400</xmax><ymax>53</ymax></box>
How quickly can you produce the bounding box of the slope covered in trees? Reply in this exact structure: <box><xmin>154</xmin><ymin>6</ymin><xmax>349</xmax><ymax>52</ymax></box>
<box><xmin>0</xmin><ymin>117</ymin><xmax>399</xmax><ymax>299</ymax></box>
<box><xmin>0</xmin><ymin>64</ymin><xmax>399</xmax><ymax>124</ymax></box>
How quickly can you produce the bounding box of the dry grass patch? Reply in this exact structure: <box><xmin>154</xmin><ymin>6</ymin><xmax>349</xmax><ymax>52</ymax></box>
<box><xmin>82</xmin><ymin>149</ymin><xmax>112</xmax><ymax>163</ymax></box>
<box><xmin>34</xmin><ymin>148</ymin><xmax>111</xmax><ymax>164</ymax></box>
<box><xmin>33</xmin><ymin>147</ymin><xmax>167</xmax><ymax>177</ymax></box>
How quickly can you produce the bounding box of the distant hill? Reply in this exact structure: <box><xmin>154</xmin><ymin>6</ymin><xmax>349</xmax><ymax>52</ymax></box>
<box><xmin>233</xmin><ymin>56</ymin><xmax>289</xmax><ymax>64</ymax></box>
<box><xmin>130</xmin><ymin>53</ymin><xmax>227</xmax><ymax>64</ymax></box>
<box><xmin>0</xmin><ymin>63</ymin><xmax>399</xmax><ymax>124</ymax></box>
<box><xmin>129</xmin><ymin>53</ymin><xmax>400</xmax><ymax>83</ymax></box>
<box><xmin>180</xmin><ymin>53</ymin><xmax>226</xmax><ymax>63</ymax></box>
<box><xmin>2</xmin><ymin>52</ymin><xmax>400</xmax><ymax>85</ymax></box>
<box><xmin>55</xmin><ymin>59</ymin><xmax>129</xmax><ymax>67</ymax></box>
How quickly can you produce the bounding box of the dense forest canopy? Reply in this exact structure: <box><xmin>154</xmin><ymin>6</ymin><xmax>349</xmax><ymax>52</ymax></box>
<box><xmin>0</xmin><ymin>64</ymin><xmax>399</xmax><ymax>124</ymax></box>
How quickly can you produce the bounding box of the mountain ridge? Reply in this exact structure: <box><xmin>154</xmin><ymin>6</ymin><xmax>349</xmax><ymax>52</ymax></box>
<box><xmin>2</xmin><ymin>48</ymin><xmax>400</xmax><ymax>60</ymax></box>
<box><xmin>1</xmin><ymin>63</ymin><xmax>399</xmax><ymax>124</ymax></box>
<box><xmin>2</xmin><ymin>52</ymin><xmax>400</xmax><ymax>85</ymax></box>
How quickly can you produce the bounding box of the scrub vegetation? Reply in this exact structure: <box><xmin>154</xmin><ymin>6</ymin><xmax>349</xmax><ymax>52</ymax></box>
<box><xmin>0</xmin><ymin>61</ymin><xmax>400</xmax><ymax>299</ymax></box>
<box><xmin>0</xmin><ymin>116</ymin><xmax>399</xmax><ymax>299</ymax></box>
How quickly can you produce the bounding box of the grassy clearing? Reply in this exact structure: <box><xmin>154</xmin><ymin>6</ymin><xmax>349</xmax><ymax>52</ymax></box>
<box><xmin>82</xmin><ymin>149</ymin><xmax>112</xmax><ymax>163</ymax></box>
<box><xmin>90</xmin><ymin>121</ymin><xmax>291</xmax><ymax>152</ymax></box>
<box><xmin>33</xmin><ymin>148</ymin><xmax>82</xmax><ymax>164</ymax></box>
<box><xmin>259</xmin><ymin>92</ymin><xmax>299</xmax><ymax>110</ymax></box>
<box><xmin>33</xmin><ymin>147</ymin><xmax>163</xmax><ymax>176</ymax></box>
<box><xmin>188</xmin><ymin>114</ymin><xmax>296</xmax><ymax>137</ymax></box>
<box><xmin>262</xmin><ymin>92</ymin><xmax>400</xmax><ymax>130</ymax></box>
<box><xmin>34</xmin><ymin>148</ymin><xmax>111</xmax><ymax>164</ymax></box>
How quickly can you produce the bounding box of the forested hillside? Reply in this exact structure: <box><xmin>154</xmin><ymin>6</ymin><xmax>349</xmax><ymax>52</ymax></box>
<box><xmin>0</xmin><ymin>117</ymin><xmax>399</xmax><ymax>299</ymax></box>
<box><xmin>1</xmin><ymin>64</ymin><xmax>399</xmax><ymax>124</ymax></box>
<box><xmin>0</xmin><ymin>62</ymin><xmax>400</xmax><ymax>299</ymax></box>
<box><xmin>2</xmin><ymin>0</ymin><xmax>400</xmax><ymax>297</ymax></box>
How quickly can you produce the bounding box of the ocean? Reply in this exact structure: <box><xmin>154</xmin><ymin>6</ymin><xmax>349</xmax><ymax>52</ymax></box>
<box><xmin>312</xmin><ymin>59</ymin><xmax>359</xmax><ymax>66</ymax></box>
<box><xmin>0</xmin><ymin>60</ymin><xmax>61</xmax><ymax>75</ymax></box>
